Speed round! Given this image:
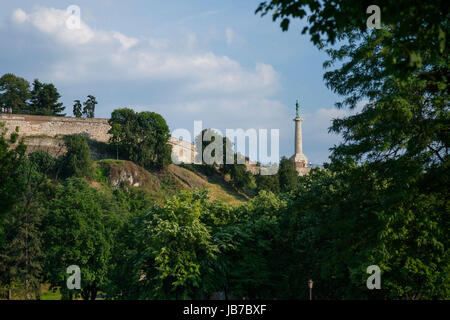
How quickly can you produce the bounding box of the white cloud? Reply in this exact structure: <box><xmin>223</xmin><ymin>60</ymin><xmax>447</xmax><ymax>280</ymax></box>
<box><xmin>225</xmin><ymin>27</ymin><xmax>244</xmax><ymax>45</ymax></box>
<box><xmin>9</xmin><ymin>7</ymin><xmax>278</xmax><ymax>97</ymax></box>
<box><xmin>12</xmin><ymin>8</ymin><xmax>28</xmax><ymax>23</ymax></box>
<box><xmin>113</xmin><ymin>32</ymin><xmax>138</xmax><ymax>50</ymax></box>
<box><xmin>12</xmin><ymin>7</ymin><xmax>96</xmax><ymax>45</ymax></box>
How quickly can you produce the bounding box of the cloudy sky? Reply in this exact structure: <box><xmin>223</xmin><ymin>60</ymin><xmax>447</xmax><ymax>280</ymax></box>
<box><xmin>0</xmin><ymin>0</ymin><xmax>351</xmax><ymax>165</ymax></box>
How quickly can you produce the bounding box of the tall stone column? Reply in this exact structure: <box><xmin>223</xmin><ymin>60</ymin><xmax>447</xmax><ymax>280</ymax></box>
<box><xmin>294</xmin><ymin>117</ymin><xmax>303</xmax><ymax>155</ymax></box>
<box><xmin>293</xmin><ymin>116</ymin><xmax>308</xmax><ymax>167</ymax></box>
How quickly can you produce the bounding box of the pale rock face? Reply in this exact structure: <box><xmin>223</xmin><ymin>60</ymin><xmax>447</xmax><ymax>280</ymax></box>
<box><xmin>110</xmin><ymin>170</ymin><xmax>141</xmax><ymax>188</ymax></box>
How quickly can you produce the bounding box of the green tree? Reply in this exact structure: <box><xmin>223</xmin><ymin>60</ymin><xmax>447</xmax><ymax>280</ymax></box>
<box><xmin>60</xmin><ymin>134</ymin><xmax>94</xmax><ymax>179</ymax></box>
<box><xmin>0</xmin><ymin>153</ymin><xmax>52</xmax><ymax>299</ymax></box>
<box><xmin>256</xmin><ymin>173</ymin><xmax>279</xmax><ymax>194</ymax></box>
<box><xmin>43</xmin><ymin>178</ymin><xmax>122</xmax><ymax>300</ymax></box>
<box><xmin>278</xmin><ymin>156</ymin><xmax>298</xmax><ymax>192</ymax></box>
<box><xmin>218</xmin><ymin>191</ymin><xmax>287</xmax><ymax>299</ymax></box>
<box><xmin>0</xmin><ymin>123</ymin><xmax>26</xmax><ymax>220</ymax></box>
<box><xmin>194</xmin><ymin>129</ymin><xmax>234</xmax><ymax>167</ymax></box>
<box><xmin>258</xmin><ymin>0</ymin><xmax>449</xmax><ymax>299</ymax></box>
<box><xmin>226</xmin><ymin>161</ymin><xmax>251</xmax><ymax>189</ymax></box>
<box><xmin>29</xmin><ymin>79</ymin><xmax>65</xmax><ymax>116</ymax></box>
<box><xmin>126</xmin><ymin>190</ymin><xmax>218</xmax><ymax>299</ymax></box>
<box><xmin>108</xmin><ymin>108</ymin><xmax>172</xmax><ymax>170</ymax></box>
<box><xmin>73</xmin><ymin>100</ymin><xmax>82</xmax><ymax>118</ymax></box>
<box><xmin>82</xmin><ymin>95</ymin><xmax>97</xmax><ymax>118</ymax></box>
<box><xmin>195</xmin><ymin>129</ymin><xmax>252</xmax><ymax>188</ymax></box>
<box><xmin>0</xmin><ymin>74</ymin><xmax>30</xmax><ymax>114</ymax></box>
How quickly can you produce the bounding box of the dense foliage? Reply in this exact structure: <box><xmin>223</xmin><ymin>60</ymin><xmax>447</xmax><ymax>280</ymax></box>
<box><xmin>195</xmin><ymin>129</ymin><xmax>253</xmax><ymax>189</ymax></box>
<box><xmin>0</xmin><ymin>74</ymin><xmax>65</xmax><ymax>116</ymax></box>
<box><xmin>108</xmin><ymin>108</ymin><xmax>172</xmax><ymax>170</ymax></box>
<box><xmin>256</xmin><ymin>0</ymin><xmax>449</xmax><ymax>299</ymax></box>
<box><xmin>44</xmin><ymin>178</ymin><xmax>126</xmax><ymax>300</ymax></box>
<box><xmin>0</xmin><ymin>74</ymin><xmax>30</xmax><ymax>114</ymax></box>
<box><xmin>60</xmin><ymin>134</ymin><xmax>94</xmax><ymax>179</ymax></box>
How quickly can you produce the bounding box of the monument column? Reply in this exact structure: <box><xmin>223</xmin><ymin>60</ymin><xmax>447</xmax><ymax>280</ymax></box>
<box><xmin>292</xmin><ymin>99</ymin><xmax>308</xmax><ymax>167</ymax></box>
<box><xmin>294</xmin><ymin>117</ymin><xmax>303</xmax><ymax>156</ymax></box>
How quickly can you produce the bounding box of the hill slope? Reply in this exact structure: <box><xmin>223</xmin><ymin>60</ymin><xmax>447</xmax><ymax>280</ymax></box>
<box><xmin>95</xmin><ymin>160</ymin><xmax>247</xmax><ymax>205</ymax></box>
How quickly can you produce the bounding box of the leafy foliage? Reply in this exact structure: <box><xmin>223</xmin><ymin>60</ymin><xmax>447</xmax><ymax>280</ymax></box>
<box><xmin>256</xmin><ymin>173</ymin><xmax>280</xmax><ymax>194</ymax></box>
<box><xmin>0</xmin><ymin>123</ymin><xmax>26</xmax><ymax>220</ymax></box>
<box><xmin>82</xmin><ymin>95</ymin><xmax>97</xmax><ymax>118</ymax></box>
<box><xmin>60</xmin><ymin>134</ymin><xmax>94</xmax><ymax>179</ymax></box>
<box><xmin>0</xmin><ymin>74</ymin><xmax>30</xmax><ymax>113</ymax></box>
<box><xmin>196</xmin><ymin>129</ymin><xmax>252</xmax><ymax>189</ymax></box>
<box><xmin>73</xmin><ymin>100</ymin><xmax>82</xmax><ymax>118</ymax></box>
<box><xmin>278</xmin><ymin>156</ymin><xmax>298</xmax><ymax>192</ymax></box>
<box><xmin>257</xmin><ymin>0</ymin><xmax>449</xmax><ymax>299</ymax></box>
<box><xmin>108</xmin><ymin>108</ymin><xmax>172</xmax><ymax>170</ymax></box>
<box><xmin>116</xmin><ymin>190</ymin><xmax>218</xmax><ymax>299</ymax></box>
<box><xmin>43</xmin><ymin>178</ymin><xmax>125</xmax><ymax>300</ymax></box>
<box><xmin>29</xmin><ymin>79</ymin><xmax>65</xmax><ymax>116</ymax></box>
<box><xmin>0</xmin><ymin>147</ymin><xmax>52</xmax><ymax>299</ymax></box>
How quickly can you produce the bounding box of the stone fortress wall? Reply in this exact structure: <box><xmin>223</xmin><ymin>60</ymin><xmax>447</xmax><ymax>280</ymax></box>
<box><xmin>0</xmin><ymin>114</ymin><xmax>195</xmax><ymax>163</ymax></box>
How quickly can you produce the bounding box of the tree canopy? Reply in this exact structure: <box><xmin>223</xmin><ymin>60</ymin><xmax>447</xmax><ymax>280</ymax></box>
<box><xmin>108</xmin><ymin>108</ymin><xmax>172</xmax><ymax>170</ymax></box>
<box><xmin>29</xmin><ymin>79</ymin><xmax>65</xmax><ymax>116</ymax></box>
<box><xmin>0</xmin><ymin>74</ymin><xmax>30</xmax><ymax>114</ymax></box>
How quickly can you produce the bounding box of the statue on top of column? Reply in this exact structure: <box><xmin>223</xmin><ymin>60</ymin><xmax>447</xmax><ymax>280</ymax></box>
<box><xmin>295</xmin><ymin>99</ymin><xmax>300</xmax><ymax>118</ymax></box>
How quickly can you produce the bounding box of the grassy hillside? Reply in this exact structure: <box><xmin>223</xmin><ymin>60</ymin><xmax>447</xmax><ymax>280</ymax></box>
<box><xmin>94</xmin><ymin>160</ymin><xmax>247</xmax><ymax>205</ymax></box>
<box><xmin>15</xmin><ymin>135</ymin><xmax>249</xmax><ymax>205</ymax></box>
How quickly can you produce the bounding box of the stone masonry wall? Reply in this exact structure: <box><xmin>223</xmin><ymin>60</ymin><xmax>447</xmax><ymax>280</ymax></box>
<box><xmin>0</xmin><ymin>114</ymin><xmax>195</xmax><ymax>162</ymax></box>
<box><xmin>0</xmin><ymin>114</ymin><xmax>111</xmax><ymax>142</ymax></box>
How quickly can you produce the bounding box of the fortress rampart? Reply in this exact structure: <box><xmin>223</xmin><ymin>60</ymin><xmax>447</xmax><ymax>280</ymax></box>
<box><xmin>0</xmin><ymin>114</ymin><xmax>195</xmax><ymax>163</ymax></box>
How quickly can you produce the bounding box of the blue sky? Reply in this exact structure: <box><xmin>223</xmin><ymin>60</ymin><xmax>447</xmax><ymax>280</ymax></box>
<box><xmin>0</xmin><ymin>0</ymin><xmax>351</xmax><ymax>165</ymax></box>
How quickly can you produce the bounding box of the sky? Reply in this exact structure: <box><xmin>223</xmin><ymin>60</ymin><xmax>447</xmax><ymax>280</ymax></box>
<box><xmin>0</xmin><ymin>0</ymin><xmax>352</xmax><ymax>165</ymax></box>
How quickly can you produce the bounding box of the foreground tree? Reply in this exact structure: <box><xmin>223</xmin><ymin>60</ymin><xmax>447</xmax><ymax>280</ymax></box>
<box><xmin>43</xmin><ymin>178</ymin><xmax>123</xmax><ymax>300</ymax></box>
<box><xmin>0</xmin><ymin>124</ymin><xmax>26</xmax><ymax>220</ymax></box>
<box><xmin>257</xmin><ymin>0</ymin><xmax>449</xmax><ymax>299</ymax></box>
<box><xmin>122</xmin><ymin>190</ymin><xmax>218</xmax><ymax>299</ymax></box>
<box><xmin>0</xmin><ymin>150</ymin><xmax>53</xmax><ymax>300</ymax></box>
<box><xmin>219</xmin><ymin>191</ymin><xmax>287</xmax><ymax>299</ymax></box>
